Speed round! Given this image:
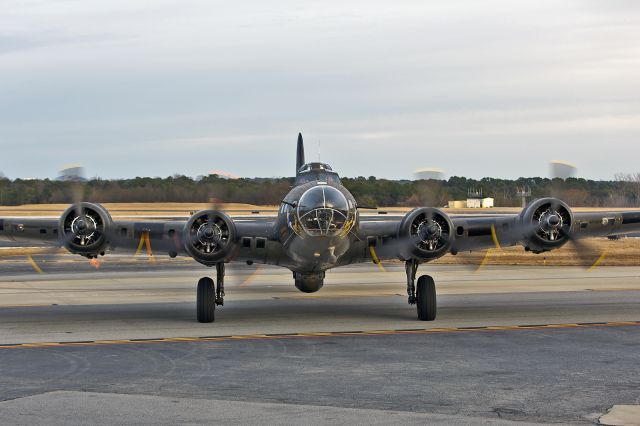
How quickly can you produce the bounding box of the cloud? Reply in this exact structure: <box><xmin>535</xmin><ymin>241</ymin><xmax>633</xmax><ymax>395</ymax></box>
<box><xmin>0</xmin><ymin>0</ymin><xmax>639</xmax><ymax>180</ymax></box>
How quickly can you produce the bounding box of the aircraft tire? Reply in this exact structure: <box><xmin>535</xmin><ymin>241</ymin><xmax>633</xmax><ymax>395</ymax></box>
<box><xmin>197</xmin><ymin>277</ymin><xmax>216</xmax><ymax>323</ymax></box>
<box><xmin>416</xmin><ymin>275</ymin><xmax>436</xmax><ymax>321</ymax></box>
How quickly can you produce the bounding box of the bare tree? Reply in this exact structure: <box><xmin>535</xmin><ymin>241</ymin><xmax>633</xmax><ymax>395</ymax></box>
<box><xmin>615</xmin><ymin>173</ymin><xmax>640</xmax><ymax>207</ymax></box>
<box><xmin>413</xmin><ymin>180</ymin><xmax>450</xmax><ymax>207</ymax></box>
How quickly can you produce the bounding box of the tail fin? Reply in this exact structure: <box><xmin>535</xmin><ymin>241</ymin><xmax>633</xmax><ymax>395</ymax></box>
<box><xmin>296</xmin><ymin>133</ymin><xmax>305</xmax><ymax>175</ymax></box>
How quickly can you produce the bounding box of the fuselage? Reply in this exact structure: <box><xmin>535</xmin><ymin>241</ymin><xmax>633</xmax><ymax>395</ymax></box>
<box><xmin>275</xmin><ymin>163</ymin><xmax>358</xmax><ymax>273</ymax></box>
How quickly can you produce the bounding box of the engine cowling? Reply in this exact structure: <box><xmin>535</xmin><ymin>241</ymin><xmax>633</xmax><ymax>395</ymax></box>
<box><xmin>519</xmin><ymin>198</ymin><xmax>573</xmax><ymax>253</ymax></box>
<box><xmin>183</xmin><ymin>210</ymin><xmax>237</xmax><ymax>266</ymax></box>
<box><xmin>59</xmin><ymin>203</ymin><xmax>113</xmax><ymax>258</ymax></box>
<box><xmin>398</xmin><ymin>207</ymin><xmax>453</xmax><ymax>261</ymax></box>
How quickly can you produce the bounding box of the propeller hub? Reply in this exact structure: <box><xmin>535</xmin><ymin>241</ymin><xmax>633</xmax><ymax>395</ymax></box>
<box><xmin>70</xmin><ymin>215</ymin><xmax>97</xmax><ymax>236</ymax></box>
<box><xmin>203</xmin><ymin>227</ymin><xmax>215</xmax><ymax>239</ymax></box>
<box><xmin>417</xmin><ymin>220</ymin><xmax>441</xmax><ymax>242</ymax></box>
<box><xmin>547</xmin><ymin>215</ymin><xmax>561</xmax><ymax>228</ymax></box>
<box><xmin>533</xmin><ymin>205</ymin><xmax>571</xmax><ymax>244</ymax></box>
<box><xmin>197</xmin><ymin>222</ymin><xmax>223</xmax><ymax>246</ymax></box>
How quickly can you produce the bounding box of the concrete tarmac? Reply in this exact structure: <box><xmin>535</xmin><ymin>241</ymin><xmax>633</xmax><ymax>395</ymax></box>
<box><xmin>1</xmin><ymin>262</ymin><xmax>640</xmax><ymax>344</ymax></box>
<box><xmin>1</xmin><ymin>261</ymin><xmax>639</xmax><ymax>424</ymax></box>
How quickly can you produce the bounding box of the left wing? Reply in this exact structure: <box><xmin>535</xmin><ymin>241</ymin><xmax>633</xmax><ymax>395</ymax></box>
<box><xmin>355</xmin><ymin>198</ymin><xmax>640</xmax><ymax>264</ymax></box>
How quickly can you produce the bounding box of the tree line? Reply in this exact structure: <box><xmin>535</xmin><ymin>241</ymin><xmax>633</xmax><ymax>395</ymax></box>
<box><xmin>0</xmin><ymin>174</ymin><xmax>639</xmax><ymax>207</ymax></box>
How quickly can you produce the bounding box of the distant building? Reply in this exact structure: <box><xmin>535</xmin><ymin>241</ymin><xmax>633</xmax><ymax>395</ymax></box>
<box><xmin>481</xmin><ymin>197</ymin><xmax>494</xmax><ymax>208</ymax></box>
<box><xmin>448</xmin><ymin>200</ymin><xmax>467</xmax><ymax>209</ymax></box>
<box><xmin>466</xmin><ymin>198</ymin><xmax>482</xmax><ymax>209</ymax></box>
<box><xmin>465</xmin><ymin>197</ymin><xmax>494</xmax><ymax>208</ymax></box>
<box><xmin>447</xmin><ymin>198</ymin><xmax>494</xmax><ymax>209</ymax></box>
<box><xmin>550</xmin><ymin>160</ymin><xmax>577</xmax><ymax>180</ymax></box>
<box><xmin>57</xmin><ymin>165</ymin><xmax>87</xmax><ymax>182</ymax></box>
<box><xmin>414</xmin><ymin>168</ymin><xmax>445</xmax><ymax>180</ymax></box>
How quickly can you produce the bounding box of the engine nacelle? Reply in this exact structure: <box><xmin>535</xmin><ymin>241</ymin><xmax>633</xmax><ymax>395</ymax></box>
<box><xmin>183</xmin><ymin>210</ymin><xmax>237</xmax><ymax>266</ymax></box>
<box><xmin>398</xmin><ymin>207</ymin><xmax>453</xmax><ymax>261</ymax></box>
<box><xmin>519</xmin><ymin>198</ymin><xmax>573</xmax><ymax>253</ymax></box>
<box><xmin>59</xmin><ymin>202</ymin><xmax>113</xmax><ymax>258</ymax></box>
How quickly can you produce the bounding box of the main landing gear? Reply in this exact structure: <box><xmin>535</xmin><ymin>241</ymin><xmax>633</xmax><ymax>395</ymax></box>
<box><xmin>197</xmin><ymin>263</ymin><xmax>226</xmax><ymax>323</ymax></box>
<box><xmin>405</xmin><ymin>260</ymin><xmax>437</xmax><ymax>321</ymax></box>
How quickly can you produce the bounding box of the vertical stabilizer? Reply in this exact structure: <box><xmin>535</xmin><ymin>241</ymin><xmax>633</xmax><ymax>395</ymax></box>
<box><xmin>296</xmin><ymin>133</ymin><xmax>305</xmax><ymax>175</ymax></box>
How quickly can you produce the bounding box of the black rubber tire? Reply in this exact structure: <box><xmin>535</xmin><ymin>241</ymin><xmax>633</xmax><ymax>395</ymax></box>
<box><xmin>416</xmin><ymin>275</ymin><xmax>437</xmax><ymax>321</ymax></box>
<box><xmin>197</xmin><ymin>277</ymin><xmax>216</xmax><ymax>323</ymax></box>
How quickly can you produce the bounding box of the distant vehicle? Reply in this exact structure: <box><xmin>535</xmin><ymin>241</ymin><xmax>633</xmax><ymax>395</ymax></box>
<box><xmin>2</xmin><ymin>134</ymin><xmax>640</xmax><ymax>322</ymax></box>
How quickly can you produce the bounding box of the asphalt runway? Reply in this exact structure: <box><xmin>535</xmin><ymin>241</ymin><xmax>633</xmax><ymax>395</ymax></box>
<box><xmin>1</xmin><ymin>261</ymin><xmax>639</xmax><ymax>424</ymax></box>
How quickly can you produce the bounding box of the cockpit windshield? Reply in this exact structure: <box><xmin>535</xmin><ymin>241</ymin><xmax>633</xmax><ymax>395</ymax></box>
<box><xmin>297</xmin><ymin>185</ymin><xmax>352</xmax><ymax>237</ymax></box>
<box><xmin>295</xmin><ymin>162</ymin><xmax>341</xmax><ymax>185</ymax></box>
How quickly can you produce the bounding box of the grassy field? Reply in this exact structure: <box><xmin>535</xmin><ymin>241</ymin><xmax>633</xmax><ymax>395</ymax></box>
<box><xmin>0</xmin><ymin>203</ymin><xmax>278</xmax><ymax>217</ymax></box>
<box><xmin>3</xmin><ymin>203</ymin><xmax>640</xmax><ymax>217</ymax></box>
<box><xmin>433</xmin><ymin>238</ymin><xmax>640</xmax><ymax>267</ymax></box>
<box><xmin>1</xmin><ymin>203</ymin><xmax>639</xmax><ymax>267</ymax></box>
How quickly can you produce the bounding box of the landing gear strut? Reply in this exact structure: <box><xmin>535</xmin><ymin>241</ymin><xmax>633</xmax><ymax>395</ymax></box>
<box><xmin>405</xmin><ymin>260</ymin><xmax>418</xmax><ymax>304</ymax></box>
<box><xmin>216</xmin><ymin>262</ymin><xmax>225</xmax><ymax>306</ymax></box>
<box><xmin>405</xmin><ymin>260</ymin><xmax>437</xmax><ymax>321</ymax></box>
<box><xmin>197</xmin><ymin>263</ymin><xmax>226</xmax><ymax>323</ymax></box>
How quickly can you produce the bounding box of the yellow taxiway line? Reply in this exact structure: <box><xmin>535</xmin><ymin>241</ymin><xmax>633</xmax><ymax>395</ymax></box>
<box><xmin>0</xmin><ymin>321</ymin><xmax>638</xmax><ymax>350</ymax></box>
<box><xmin>25</xmin><ymin>255</ymin><xmax>44</xmax><ymax>274</ymax></box>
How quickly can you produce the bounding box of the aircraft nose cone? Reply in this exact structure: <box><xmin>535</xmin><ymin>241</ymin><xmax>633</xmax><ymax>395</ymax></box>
<box><xmin>548</xmin><ymin>215</ymin><xmax>561</xmax><ymax>227</ymax></box>
<box><xmin>76</xmin><ymin>219</ymin><xmax>87</xmax><ymax>231</ymax></box>
<box><xmin>203</xmin><ymin>227</ymin><xmax>215</xmax><ymax>239</ymax></box>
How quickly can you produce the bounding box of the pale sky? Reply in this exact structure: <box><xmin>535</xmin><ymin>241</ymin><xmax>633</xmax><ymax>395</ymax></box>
<box><xmin>1</xmin><ymin>0</ymin><xmax>639</xmax><ymax>180</ymax></box>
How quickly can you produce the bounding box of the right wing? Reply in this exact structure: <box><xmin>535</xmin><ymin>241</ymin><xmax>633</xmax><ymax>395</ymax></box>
<box><xmin>355</xmin><ymin>198</ymin><xmax>640</xmax><ymax>264</ymax></box>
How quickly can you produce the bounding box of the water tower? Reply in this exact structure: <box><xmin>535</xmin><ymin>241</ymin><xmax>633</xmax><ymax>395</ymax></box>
<box><xmin>549</xmin><ymin>160</ymin><xmax>577</xmax><ymax>180</ymax></box>
<box><xmin>414</xmin><ymin>168</ymin><xmax>445</xmax><ymax>181</ymax></box>
<box><xmin>57</xmin><ymin>164</ymin><xmax>87</xmax><ymax>182</ymax></box>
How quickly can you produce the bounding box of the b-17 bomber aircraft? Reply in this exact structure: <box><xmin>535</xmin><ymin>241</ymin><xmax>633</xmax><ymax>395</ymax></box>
<box><xmin>2</xmin><ymin>134</ymin><xmax>640</xmax><ymax>323</ymax></box>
